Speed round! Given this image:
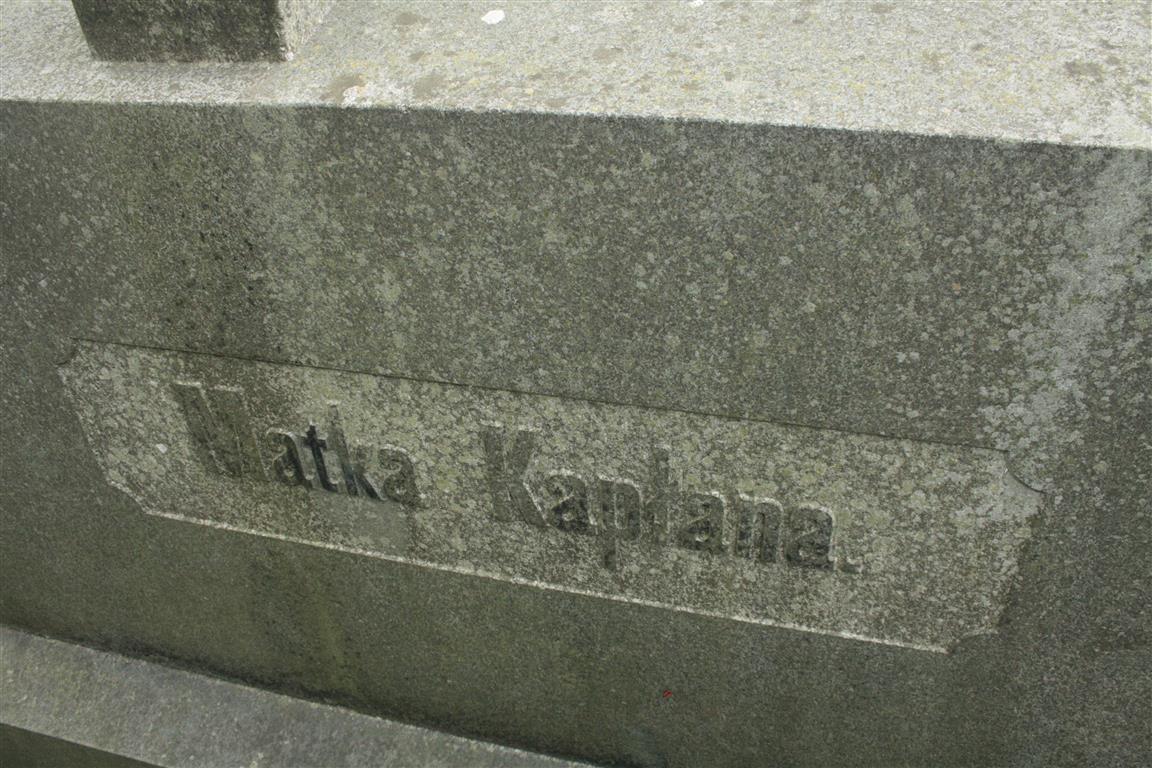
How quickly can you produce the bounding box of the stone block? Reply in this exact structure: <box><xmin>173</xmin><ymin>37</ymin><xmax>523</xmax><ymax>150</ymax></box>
<box><xmin>1</xmin><ymin>2</ymin><xmax>1149</xmax><ymax>766</ymax></box>
<box><xmin>0</xmin><ymin>627</ymin><xmax>590</xmax><ymax>767</ymax></box>
<box><xmin>70</xmin><ymin>0</ymin><xmax>333</xmax><ymax>62</ymax></box>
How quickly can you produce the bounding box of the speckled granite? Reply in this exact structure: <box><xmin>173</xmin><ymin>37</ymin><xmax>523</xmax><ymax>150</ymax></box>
<box><xmin>1</xmin><ymin>2</ymin><xmax>1150</xmax><ymax>767</ymax></box>
<box><xmin>1</xmin><ymin>0</ymin><xmax>1147</xmax><ymax>147</ymax></box>
<box><xmin>59</xmin><ymin>339</ymin><xmax>1041</xmax><ymax>653</ymax></box>
<box><xmin>0</xmin><ymin>627</ymin><xmax>592</xmax><ymax>767</ymax></box>
<box><xmin>69</xmin><ymin>0</ymin><xmax>334</xmax><ymax>62</ymax></box>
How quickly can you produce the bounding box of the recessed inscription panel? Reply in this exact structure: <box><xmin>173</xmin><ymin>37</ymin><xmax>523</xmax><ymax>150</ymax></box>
<box><xmin>60</xmin><ymin>340</ymin><xmax>1040</xmax><ymax>652</ymax></box>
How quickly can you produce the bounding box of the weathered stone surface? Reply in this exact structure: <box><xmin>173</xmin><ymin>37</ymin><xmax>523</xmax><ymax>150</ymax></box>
<box><xmin>70</xmin><ymin>0</ymin><xmax>333</xmax><ymax>62</ymax></box>
<box><xmin>1</xmin><ymin>726</ymin><xmax>156</xmax><ymax>768</ymax></box>
<box><xmin>61</xmin><ymin>339</ymin><xmax>1039</xmax><ymax>653</ymax></box>
<box><xmin>0</xmin><ymin>627</ymin><xmax>591</xmax><ymax>767</ymax></box>
<box><xmin>1</xmin><ymin>1</ymin><xmax>1145</xmax><ymax>146</ymax></box>
<box><xmin>1</xmin><ymin>2</ymin><xmax>1150</xmax><ymax>767</ymax></box>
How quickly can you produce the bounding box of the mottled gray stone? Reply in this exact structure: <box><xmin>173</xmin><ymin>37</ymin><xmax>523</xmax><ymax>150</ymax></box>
<box><xmin>0</xmin><ymin>0</ymin><xmax>1147</xmax><ymax>147</ymax></box>
<box><xmin>0</xmin><ymin>627</ymin><xmax>591</xmax><ymax>767</ymax></box>
<box><xmin>0</xmin><ymin>726</ymin><xmax>156</xmax><ymax>768</ymax></box>
<box><xmin>70</xmin><ymin>0</ymin><xmax>333</xmax><ymax>62</ymax></box>
<box><xmin>1</xmin><ymin>2</ymin><xmax>1150</xmax><ymax>768</ymax></box>
<box><xmin>60</xmin><ymin>339</ymin><xmax>1040</xmax><ymax>653</ymax></box>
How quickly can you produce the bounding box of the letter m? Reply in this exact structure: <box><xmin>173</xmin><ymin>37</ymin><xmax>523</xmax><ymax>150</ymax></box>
<box><xmin>171</xmin><ymin>381</ymin><xmax>266</xmax><ymax>480</ymax></box>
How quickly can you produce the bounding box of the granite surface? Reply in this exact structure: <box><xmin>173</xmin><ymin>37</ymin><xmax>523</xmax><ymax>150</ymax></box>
<box><xmin>1</xmin><ymin>2</ymin><xmax>1150</xmax><ymax>767</ymax></box>
<box><xmin>69</xmin><ymin>0</ymin><xmax>334</xmax><ymax>63</ymax></box>
<box><xmin>59</xmin><ymin>339</ymin><xmax>1041</xmax><ymax>653</ymax></box>
<box><xmin>1</xmin><ymin>726</ymin><xmax>157</xmax><ymax>768</ymax></box>
<box><xmin>0</xmin><ymin>0</ymin><xmax>1147</xmax><ymax>147</ymax></box>
<box><xmin>0</xmin><ymin>626</ymin><xmax>591</xmax><ymax>767</ymax></box>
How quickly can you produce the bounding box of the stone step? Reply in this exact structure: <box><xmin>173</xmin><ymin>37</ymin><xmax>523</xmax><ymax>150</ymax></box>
<box><xmin>0</xmin><ymin>626</ymin><xmax>592</xmax><ymax>767</ymax></box>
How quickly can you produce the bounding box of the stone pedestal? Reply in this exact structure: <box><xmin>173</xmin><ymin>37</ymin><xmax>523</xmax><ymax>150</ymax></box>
<box><xmin>1</xmin><ymin>2</ymin><xmax>1149</xmax><ymax>766</ymax></box>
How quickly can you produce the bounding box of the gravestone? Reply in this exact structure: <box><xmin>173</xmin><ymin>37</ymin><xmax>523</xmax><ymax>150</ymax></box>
<box><xmin>1</xmin><ymin>1</ymin><xmax>1149</xmax><ymax>766</ymax></box>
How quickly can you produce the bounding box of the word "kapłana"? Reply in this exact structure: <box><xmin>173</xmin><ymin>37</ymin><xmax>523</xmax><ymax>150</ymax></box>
<box><xmin>482</xmin><ymin>425</ymin><xmax>859</xmax><ymax>572</ymax></box>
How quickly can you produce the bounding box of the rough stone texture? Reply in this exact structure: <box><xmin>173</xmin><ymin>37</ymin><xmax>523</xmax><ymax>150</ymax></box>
<box><xmin>0</xmin><ymin>627</ymin><xmax>591</xmax><ymax>767</ymax></box>
<box><xmin>0</xmin><ymin>1</ymin><xmax>1144</xmax><ymax>147</ymax></box>
<box><xmin>1</xmin><ymin>2</ymin><xmax>1150</xmax><ymax>768</ymax></box>
<box><xmin>60</xmin><ymin>340</ymin><xmax>1040</xmax><ymax>653</ymax></box>
<box><xmin>1</xmin><ymin>726</ymin><xmax>156</xmax><ymax>768</ymax></box>
<box><xmin>70</xmin><ymin>0</ymin><xmax>334</xmax><ymax>62</ymax></box>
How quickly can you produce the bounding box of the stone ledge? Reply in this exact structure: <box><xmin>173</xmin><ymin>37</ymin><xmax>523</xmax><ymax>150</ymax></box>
<box><xmin>1</xmin><ymin>0</ymin><xmax>1148</xmax><ymax>148</ymax></box>
<box><xmin>0</xmin><ymin>626</ymin><xmax>592</xmax><ymax>768</ymax></box>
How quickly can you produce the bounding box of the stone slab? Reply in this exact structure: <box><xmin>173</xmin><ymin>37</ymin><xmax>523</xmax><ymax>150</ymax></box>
<box><xmin>1</xmin><ymin>2</ymin><xmax>1150</xmax><ymax>768</ymax></box>
<box><xmin>70</xmin><ymin>0</ymin><xmax>334</xmax><ymax>62</ymax></box>
<box><xmin>60</xmin><ymin>338</ymin><xmax>1039</xmax><ymax>653</ymax></box>
<box><xmin>0</xmin><ymin>0</ymin><xmax>1147</xmax><ymax>147</ymax></box>
<box><xmin>0</xmin><ymin>626</ymin><xmax>591</xmax><ymax>767</ymax></box>
<box><xmin>1</xmin><ymin>726</ymin><xmax>156</xmax><ymax>768</ymax></box>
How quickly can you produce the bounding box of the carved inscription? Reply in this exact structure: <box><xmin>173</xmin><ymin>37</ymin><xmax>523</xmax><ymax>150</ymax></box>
<box><xmin>172</xmin><ymin>382</ymin><xmax>421</xmax><ymax>506</ymax></box>
<box><xmin>480</xmin><ymin>425</ymin><xmax>857</xmax><ymax>572</ymax></box>
<box><xmin>61</xmin><ymin>341</ymin><xmax>1042</xmax><ymax>651</ymax></box>
<box><xmin>170</xmin><ymin>384</ymin><xmax>855</xmax><ymax>572</ymax></box>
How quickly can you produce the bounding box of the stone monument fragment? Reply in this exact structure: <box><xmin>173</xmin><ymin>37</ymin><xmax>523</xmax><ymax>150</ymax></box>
<box><xmin>1</xmin><ymin>1</ymin><xmax>1149</xmax><ymax>766</ymax></box>
<box><xmin>70</xmin><ymin>0</ymin><xmax>333</xmax><ymax>62</ymax></box>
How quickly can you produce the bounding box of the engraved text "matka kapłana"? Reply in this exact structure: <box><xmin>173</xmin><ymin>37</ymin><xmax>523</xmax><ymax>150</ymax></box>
<box><xmin>172</xmin><ymin>382</ymin><xmax>859</xmax><ymax>574</ymax></box>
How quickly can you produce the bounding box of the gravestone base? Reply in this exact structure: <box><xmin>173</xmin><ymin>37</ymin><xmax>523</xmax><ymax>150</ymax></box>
<box><xmin>1</xmin><ymin>2</ymin><xmax>1149</xmax><ymax>767</ymax></box>
<box><xmin>0</xmin><ymin>627</ymin><xmax>590</xmax><ymax>768</ymax></box>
